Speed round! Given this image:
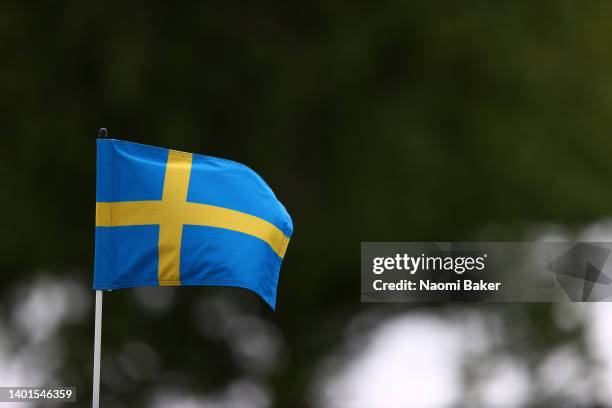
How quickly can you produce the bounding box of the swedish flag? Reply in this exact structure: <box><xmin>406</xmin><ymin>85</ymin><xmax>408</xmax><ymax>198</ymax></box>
<box><xmin>93</xmin><ymin>139</ymin><xmax>293</xmax><ymax>309</ymax></box>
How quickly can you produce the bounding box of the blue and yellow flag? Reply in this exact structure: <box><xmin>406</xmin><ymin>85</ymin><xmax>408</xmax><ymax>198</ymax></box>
<box><xmin>94</xmin><ymin>139</ymin><xmax>293</xmax><ymax>309</ymax></box>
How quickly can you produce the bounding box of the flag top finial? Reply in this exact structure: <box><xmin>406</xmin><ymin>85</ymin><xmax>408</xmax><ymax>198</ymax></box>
<box><xmin>99</xmin><ymin>128</ymin><xmax>108</xmax><ymax>138</ymax></box>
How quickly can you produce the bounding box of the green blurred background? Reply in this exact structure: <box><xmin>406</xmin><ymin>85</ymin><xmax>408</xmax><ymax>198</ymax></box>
<box><xmin>2</xmin><ymin>1</ymin><xmax>612</xmax><ymax>407</ymax></box>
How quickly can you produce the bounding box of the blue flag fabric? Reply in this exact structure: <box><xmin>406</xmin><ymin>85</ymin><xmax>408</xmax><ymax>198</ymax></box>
<box><xmin>94</xmin><ymin>138</ymin><xmax>293</xmax><ymax>309</ymax></box>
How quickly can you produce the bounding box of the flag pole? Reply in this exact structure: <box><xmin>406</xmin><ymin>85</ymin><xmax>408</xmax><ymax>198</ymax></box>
<box><xmin>92</xmin><ymin>127</ymin><xmax>107</xmax><ymax>408</ymax></box>
<box><xmin>92</xmin><ymin>290</ymin><xmax>103</xmax><ymax>408</ymax></box>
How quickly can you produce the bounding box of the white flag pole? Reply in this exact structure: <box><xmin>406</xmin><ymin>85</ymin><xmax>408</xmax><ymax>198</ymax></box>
<box><xmin>92</xmin><ymin>290</ymin><xmax>103</xmax><ymax>408</ymax></box>
<box><xmin>92</xmin><ymin>127</ymin><xmax>107</xmax><ymax>408</ymax></box>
